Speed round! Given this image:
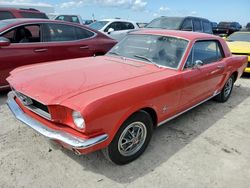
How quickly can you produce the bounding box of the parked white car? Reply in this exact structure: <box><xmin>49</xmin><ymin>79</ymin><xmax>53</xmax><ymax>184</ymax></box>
<box><xmin>48</xmin><ymin>14</ymin><xmax>84</xmax><ymax>25</ymax></box>
<box><xmin>89</xmin><ymin>19</ymin><xmax>139</xmax><ymax>41</ymax></box>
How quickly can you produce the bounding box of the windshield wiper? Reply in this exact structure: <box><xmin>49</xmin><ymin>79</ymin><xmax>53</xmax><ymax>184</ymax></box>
<box><xmin>134</xmin><ymin>55</ymin><xmax>161</xmax><ymax>68</ymax></box>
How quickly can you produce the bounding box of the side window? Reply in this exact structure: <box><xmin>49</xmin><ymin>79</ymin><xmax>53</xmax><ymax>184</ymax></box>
<box><xmin>43</xmin><ymin>23</ymin><xmax>77</xmax><ymax>42</ymax></box>
<box><xmin>71</xmin><ymin>16</ymin><xmax>80</xmax><ymax>24</ymax></box>
<box><xmin>121</xmin><ymin>22</ymin><xmax>135</xmax><ymax>30</ymax></box>
<box><xmin>75</xmin><ymin>27</ymin><xmax>95</xmax><ymax>39</ymax></box>
<box><xmin>185</xmin><ymin>40</ymin><xmax>224</xmax><ymax>68</ymax></box>
<box><xmin>2</xmin><ymin>24</ymin><xmax>40</xmax><ymax>43</ymax></box>
<box><xmin>181</xmin><ymin>19</ymin><xmax>192</xmax><ymax>31</ymax></box>
<box><xmin>193</xmin><ymin>19</ymin><xmax>202</xmax><ymax>32</ymax></box>
<box><xmin>104</xmin><ymin>22</ymin><xmax>122</xmax><ymax>32</ymax></box>
<box><xmin>0</xmin><ymin>11</ymin><xmax>15</xmax><ymax>20</ymax></box>
<box><xmin>203</xmin><ymin>21</ymin><xmax>212</xmax><ymax>34</ymax></box>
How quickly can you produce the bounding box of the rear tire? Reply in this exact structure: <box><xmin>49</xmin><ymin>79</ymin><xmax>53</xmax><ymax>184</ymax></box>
<box><xmin>103</xmin><ymin>111</ymin><xmax>153</xmax><ymax>165</ymax></box>
<box><xmin>215</xmin><ymin>75</ymin><xmax>235</xmax><ymax>102</ymax></box>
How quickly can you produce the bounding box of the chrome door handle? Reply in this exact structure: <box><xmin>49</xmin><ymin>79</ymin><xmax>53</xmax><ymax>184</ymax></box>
<box><xmin>80</xmin><ymin>46</ymin><xmax>89</xmax><ymax>49</ymax></box>
<box><xmin>34</xmin><ymin>49</ymin><xmax>48</xmax><ymax>52</ymax></box>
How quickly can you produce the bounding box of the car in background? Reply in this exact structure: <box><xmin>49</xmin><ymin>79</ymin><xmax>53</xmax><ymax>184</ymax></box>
<box><xmin>0</xmin><ymin>8</ymin><xmax>48</xmax><ymax>20</ymax></box>
<box><xmin>145</xmin><ymin>16</ymin><xmax>213</xmax><ymax>34</ymax></box>
<box><xmin>0</xmin><ymin>18</ymin><xmax>117</xmax><ymax>90</ymax></box>
<box><xmin>245</xmin><ymin>23</ymin><xmax>250</xmax><ymax>31</ymax></box>
<box><xmin>214</xmin><ymin>22</ymin><xmax>242</xmax><ymax>36</ymax></box>
<box><xmin>226</xmin><ymin>31</ymin><xmax>250</xmax><ymax>73</ymax></box>
<box><xmin>88</xmin><ymin>18</ymin><xmax>139</xmax><ymax>41</ymax></box>
<box><xmin>7</xmin><ymin>30</ymin><xmax>247</xmax><ymax>164</ymax></box>
<box><xmin>49</xmin><ymin>14</ymin><xmax>84</xmax><ymax>25</ymax></box>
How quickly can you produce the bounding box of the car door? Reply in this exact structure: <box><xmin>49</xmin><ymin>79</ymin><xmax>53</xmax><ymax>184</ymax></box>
<box><xmin>0</xmin><ymin>23</ymin><xmax>48</xmax><ymax>87</ymax></box>
<box><xmin>41</xmin><ymin>23</ymin><xmax>96</xmax><ymax>61</ymax></box>
<box><xmin>179</xmin><ymin>40</ymin><xmax>226</xmax><ymax>109</ymax></box>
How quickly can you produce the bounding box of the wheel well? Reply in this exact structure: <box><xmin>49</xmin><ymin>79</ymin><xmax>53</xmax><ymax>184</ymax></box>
<box><xmin>232</xmin><ymin>71</ymin><xmax>238</xmax><ymax>82</ymax></box>
<box><xmin>140</xmin><ymin>107</ymin><xmax>158</xmax><ymax>128</ymax></box>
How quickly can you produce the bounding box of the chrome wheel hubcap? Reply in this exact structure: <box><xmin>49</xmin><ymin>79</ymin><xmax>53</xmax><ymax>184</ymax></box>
<box><xmin>118</xmin><ymin>122</ymin><xmax>147</xmax><ymax>156</ymax></box>
<box><xmin>224</xmin><ymin>78</ymin><xmax>233</xmax><ymax>98</ymax></box>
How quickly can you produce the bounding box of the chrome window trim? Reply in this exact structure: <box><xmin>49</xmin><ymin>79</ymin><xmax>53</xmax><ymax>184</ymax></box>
<box><xmin>0</xmin><ymin>21</ymin><xmax>97</xmax><ymax>44</ymax></box>
<box><xmin>157</xmin><ymin>91</ymin><xmax>220</xmax><ymax>127</ymax></box>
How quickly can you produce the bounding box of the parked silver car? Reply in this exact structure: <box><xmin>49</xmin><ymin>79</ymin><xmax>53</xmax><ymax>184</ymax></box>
<box><xmin>89</xmin><ymin>18</ymin><xmax>139</xmax><ymax>41</ymax></box>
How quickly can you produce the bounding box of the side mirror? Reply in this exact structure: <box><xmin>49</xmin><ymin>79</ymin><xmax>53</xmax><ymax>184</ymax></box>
<box><xmin>107</xmin><ymin>28</ymin><xmax>114</xmax><ymax>34</ymax></box>
<box><xmin>193</xmin><ymin>60</ymin><xmax>204</xmax><ymax>69</ymax></box>
<box><xmin>0</xmin><ymin>37</ymin><xmax>10</xmax><ymax>47</ymax></box>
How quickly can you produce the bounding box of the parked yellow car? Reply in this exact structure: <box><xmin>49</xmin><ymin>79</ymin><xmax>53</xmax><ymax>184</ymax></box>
<box><xmin>227</xmin><ymin>31</ymin><xmax>250</xmax><ymax>73</ymax></box>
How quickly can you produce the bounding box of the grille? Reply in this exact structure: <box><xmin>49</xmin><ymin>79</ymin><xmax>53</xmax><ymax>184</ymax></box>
<box><xmin>14</xmin><ymin>91</ymin><xmax>51</xmax><ymax>120</ymax></box>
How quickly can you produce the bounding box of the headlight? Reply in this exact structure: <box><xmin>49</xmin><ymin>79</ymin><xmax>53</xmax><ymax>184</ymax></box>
<box><xmin>72</xmin><ymin>111</ymin><xmax>85</xmax><ymax>129</ymax></box>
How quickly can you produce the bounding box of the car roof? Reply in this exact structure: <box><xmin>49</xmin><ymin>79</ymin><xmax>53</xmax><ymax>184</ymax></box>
<box><xmin>0</xmin><ymin>7</ymin><xmax>43</xmax><ymax>12</ymax></box>
<box><xmin>0</xmin><ymin>18</ymin><xmax>96</xmax><ymax>34</ymax></box>
<box><xmin>0</xmin><ymin>18</ymin><xmax>80</xmax><ymax>25</ymax></box>
<box><xmin>153</xmin><ymin>16</ymin><xmax>210</xmax><ymax>22</ymax></box>
<box><xmin>130</xmin><ymin>29</ymin><xmax>220</xmax><ymax>41</ymax></box>
<box><xmin>99</xmin><ymin>19</ymin><xmax>136</xmax><ymax>23</ymax></box>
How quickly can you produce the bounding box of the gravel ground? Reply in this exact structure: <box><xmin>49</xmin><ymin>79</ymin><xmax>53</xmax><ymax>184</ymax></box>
<box><xmin>0</xmin><ymin>75</ymin><xmax>250</xmax><ymax>188</ymax></box>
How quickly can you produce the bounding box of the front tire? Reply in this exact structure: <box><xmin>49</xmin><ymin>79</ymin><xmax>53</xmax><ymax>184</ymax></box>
<box><xmin>215</xmin><ymin>74</ymin><xmax>235</xmax><ymax>102</ymax></box>
<box><xmin>103</xmin><ymin>111</ymin><xmax>153</xmax><ymax>165</ymax></box>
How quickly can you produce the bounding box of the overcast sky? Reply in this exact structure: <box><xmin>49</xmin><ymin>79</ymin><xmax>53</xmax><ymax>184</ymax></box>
<box><xmin>1</xmin><ymin>0</ymin><xmax>249</xmax><ymax>25</ymax></box>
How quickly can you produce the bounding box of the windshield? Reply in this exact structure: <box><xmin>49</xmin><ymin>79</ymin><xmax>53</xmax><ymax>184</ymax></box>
<box><xmin>89</xmin><ymin>21</ymin><xmax>109</xmax><ymax>30</ymax></box>
<box><xmin>108</xmin><ymin>34</ymin><xmax>189</xmax><ymax>69</ymax></box>
<box><xmin>227</xmin><ymin>32</ymin><xmax>250</xmax><ymax>42</ymax></box>
<box><xmin>146</xmin><ymin>17</ymin><xmax>183</xmax><ymax>29</ymax></box>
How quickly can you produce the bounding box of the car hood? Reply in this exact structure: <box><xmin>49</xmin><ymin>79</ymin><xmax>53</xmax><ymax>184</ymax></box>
<box><xmin>7</xmin><ymin>56</ymin><xmax>161</xmax><ymax>105</ymax></box>
<box><xmin>227</xmin><ymin>41</ymin><xmax>250</xmax><ymax>53</ymax></box>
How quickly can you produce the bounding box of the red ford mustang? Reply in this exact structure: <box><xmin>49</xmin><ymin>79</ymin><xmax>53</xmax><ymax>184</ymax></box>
<box><xmin>7</xmin><ymin>30</ymin><xmax>247</xmax><ymax>164</ymax></box>
<box><xmin>0</xmin><ymin>18</ymin><xmax>117</xmax><ymax>90</ymax></box>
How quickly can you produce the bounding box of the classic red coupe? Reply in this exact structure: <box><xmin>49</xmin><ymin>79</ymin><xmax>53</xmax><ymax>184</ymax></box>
<box><xmin>7</xmin><ymin>30</ymin><xmax>247</xmax><ymax>164</ymax></box>
<box><xmin>0</xmin><ymin>18</ymin><xmax>117</xmax><ymax>90</ymax></box>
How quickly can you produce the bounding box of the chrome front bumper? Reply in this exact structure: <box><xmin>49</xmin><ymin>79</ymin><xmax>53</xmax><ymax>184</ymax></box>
<box><xmin>7</xmin><ymin>92</ymin><xmax>108</xmax><ymax>150</ymax></box>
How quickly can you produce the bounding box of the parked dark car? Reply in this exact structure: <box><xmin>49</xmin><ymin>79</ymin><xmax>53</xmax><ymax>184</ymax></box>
<box><xmin>0</xmin><ymin>8</ymin><xmax>48</xmax><ymax>20</ymax></box>
<box><xmin>145</xmin><ymin>16</ymin><xmax>213</xmax><ymax>34</ymax></box>
<box><xmin>214</xmin><ymin>22</ymin><xmax>242</xmax><ymax>36</ymax></box>
<box><xmin>0</xmin><ymin>19</ymin><xmax>117</xmax><ymax>90</ymax></box>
